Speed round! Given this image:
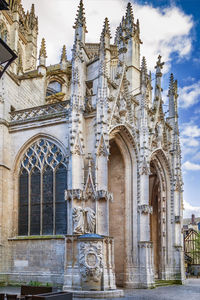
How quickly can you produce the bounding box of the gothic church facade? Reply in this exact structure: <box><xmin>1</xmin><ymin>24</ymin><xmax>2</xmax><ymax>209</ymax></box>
<box><xmin>0</xmin><ymin>0</ymin><xmax>184</xmax><ymax>290</ymax></box>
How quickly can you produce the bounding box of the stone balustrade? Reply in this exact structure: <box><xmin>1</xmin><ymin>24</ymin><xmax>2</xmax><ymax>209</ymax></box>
<box><xmin>10</xmin><ymin>100</ymin><xmax>70</xmax><ymax>123</ymax></box>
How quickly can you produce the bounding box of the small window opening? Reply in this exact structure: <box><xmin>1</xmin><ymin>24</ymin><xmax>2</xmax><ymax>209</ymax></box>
<box><xmin>46</xmin><ymin>81</ymin><xmax>62</xmax><ymax>97</ymax></box>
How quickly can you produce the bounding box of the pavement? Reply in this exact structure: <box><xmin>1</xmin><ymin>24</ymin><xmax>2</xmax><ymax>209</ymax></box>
<box><xmin>1</xmin><ymin>278</ymin><xmax>200</xmax><ymax>300</ymax></box>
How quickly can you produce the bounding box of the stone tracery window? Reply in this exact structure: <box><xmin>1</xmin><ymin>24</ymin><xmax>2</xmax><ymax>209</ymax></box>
<box><xmin>19</xmin><ymin>139</ymin><xmax>68</xmax><ymax>236</ymax></box>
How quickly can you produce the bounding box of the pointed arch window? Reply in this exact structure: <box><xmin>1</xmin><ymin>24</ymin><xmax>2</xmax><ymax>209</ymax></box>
<box><xmin>19</xmin><ymin>139</ymin><xmax>68</xmax><ymax>236</ymax></box>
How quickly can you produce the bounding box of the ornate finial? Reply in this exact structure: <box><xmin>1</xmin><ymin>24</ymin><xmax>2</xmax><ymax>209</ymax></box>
<box><xmin>39</xmin><ymin>38</ymin><xmax>47</xmax><ymax>58</ymax></box>
<box><xmin>125</xmin><ymin>2</ymin><xmax>134</xmax><ymax>26</ymax></box>
<box><xmin>101</xmin><ymin>17</ymin><xmax>112</xmax><ymax>39</ymax></box>
<box><xmin>168</xmin><ymin>73</ymin><xmax>174</xmax><ymax>95</ymax></box>
<box><xmin>141</xmin><ymin>57</ymin><xmax>148</xmax><ymax>96</ymax></box>
<box><xmin>61</xmin><ymin>45</ymin><xmax>67</xmax><ymax>62</ymax></box>
<box><xmin>30</xmin><ymin>3</ymin><xmax>35</xmax><ymax>16</ymax></box>
<box><xmin>100</xmin><ymin>18</ymin><xmax>111</xmax><ymax>51</ymax></box>
<box><xmin>73</xmin><ymin>0</ymin><xmax>88</xmax><ymax>33</ymax></box>
<box><xmin>155</xmin><ymin>55</ymin><xmax>164</xmax><ymax>71</ymax></box>
<box><xmin>141</xmin><ymin>56</ymin><xmax>147</xmax><ymax>74</ymax></box>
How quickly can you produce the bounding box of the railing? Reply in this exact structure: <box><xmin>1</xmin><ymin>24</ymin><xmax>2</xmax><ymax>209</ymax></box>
<box><xmin>10</xmin><ymin>100</ymin><xmax>70</xmax><ymax>123</ymax></box>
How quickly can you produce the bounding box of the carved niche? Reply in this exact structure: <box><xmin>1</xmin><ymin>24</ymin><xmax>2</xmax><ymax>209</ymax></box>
<box><xmin>79</xmin><ymin>241</ymin><xmax>103</xmax><ymax>283</ymax></box>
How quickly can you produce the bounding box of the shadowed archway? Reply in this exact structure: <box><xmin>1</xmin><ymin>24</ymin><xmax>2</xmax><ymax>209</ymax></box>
<box><xmin>108</xmin><ymin>140</ymin><xmax>125</xmax><ymax>286</ymax></box>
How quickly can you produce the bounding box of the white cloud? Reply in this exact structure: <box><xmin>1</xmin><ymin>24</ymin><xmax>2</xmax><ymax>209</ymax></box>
<box><xmin>182</xmin><ymin>124</ymin><xmax>200</xmax><ymax>138</ymax></box>
<box><xmin>179</xmin><ymin>81</ymin><xmax>200</xmax><ymax>108</ymax></box>
<box><xmin>183</xmin><ymin>200</ymin><xmax>200</xmax><ymax>218</ymax></box>
<box><xmin>180</xmin><ymin>123</ymin><xmax>200</xmax><ymax>159</ymax></box>
<box><xmin>182</xmin><ymin>161</ymin><xmax>200</xmax><ymax>171</ymax></box>
<box><xmin>136</xmin><ymin>5</ymin><xmax>193</xmax><ymax>72</ymax></box>
<box><xmin>21</xmin><ymin>0</ymin><xmax>193</xmax><ymax>72</ymax></box>
<box><xmin>181</xmin><ymin>137</ymin><xmax>199</xmax><ymax>147</ymax></box>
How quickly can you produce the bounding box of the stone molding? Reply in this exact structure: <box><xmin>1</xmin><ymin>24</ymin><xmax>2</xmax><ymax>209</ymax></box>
<box><xmin>10</xmin><ymin>100</ymin><xmax>70</xmax><ymax>123</ymax></box>
<box><xmin>138</xmin><ymin>204</ymin><xmax>153</xmax><ymax>214</ymax></box>
<box><xmin>65</xmin><ymin>189</ymin><xmax>83</xmax><ymax>201</ymax></box>
<box><xmin>65</xmin><ymin>189</ymin><xmax>113</xmax><ymax>202</ymax></box>
<box><xmin>138</xmin><ymin>241</ymin><xmax>153</xmax><ymax>248</ymax></box>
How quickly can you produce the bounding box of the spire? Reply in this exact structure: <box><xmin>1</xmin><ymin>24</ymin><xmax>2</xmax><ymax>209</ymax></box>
<box><xmin>39</xmin><ymin>38</ymin><xmax>47</xmax><ymax>59</ymax></box>
<box><xmin>29</xmin><ymin>3</ymin><xmax>37</xmax><ymax>30</ymax></box>
<box><xmin>141</xmin><ymin>56</ymin><xmax>147</xmax><ymax>78</ymax></box>
<box><xmin>38</xmin><ymin>38</ymin><xmax>47</xmax><ymax>71</ymax></box>
<box><xmin>30</xmin><ymin>3</ymin><xmax>35</xmax><ymax>17</ymax></box>
<box><xmin>154</xmin><ymin>55</ymin><xmax>164</xmax><ymax>101</ymax></box>
<box><xmin>101</xmin><ymin>17</ymin><xmax>111</xmax><ymax>40</ymax></box>
<box><xmin>73</xmin><ymin>0</ymin><xmax>87</xmax><ymax>43</ymax></box>
<box><xmin>125</xmin><ymin>2</ymin><xmax>134</xmax><ymax>28</ymax></box>
<box><xmin>168</xmin><ymin>73</ymin><xmax>174</xmax><ymax>96</ymax></box>
<box><xmin>61</xmin><ymin>45</ymin><xmax>67</xmax><ymax>62</ymax></box>
<box><xmin>168</xmin><ymin>74</ymin><xmax>179</xmax><ymax>126</ymax></box>
<box><xmin>60</xmin><ymin>45</ymin><xmax>67</xmax><ymax>70</ymax></box>
<box><xmin>100</xmin><ymin>17</ymin><xmax>111</xmax><ymax>50</ymax></box>
<box><xmin>168</xmin><ymin>73</ymin><xmax>175</xmax><ymax>122</ymax></box>
<box><xmin>140</xmin><ymin>56</ymin><xmax>148</xmax><ymax>96</ymax></box>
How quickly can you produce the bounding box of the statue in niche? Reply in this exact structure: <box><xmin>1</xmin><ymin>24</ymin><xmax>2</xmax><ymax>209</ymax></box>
<box><xmin>72</xmin><ymin>206</ymin><xmax>96</xmax><ymax>234</ymax></box>
<box><xmin>73</xmin><ymin>206</ymin><xmax>84</xmax><ymax>234</ymax></box>
<box><xmin>85</xmin><ymin>207</ymin><xmax>96</xmax><ymax>233</ymax></box>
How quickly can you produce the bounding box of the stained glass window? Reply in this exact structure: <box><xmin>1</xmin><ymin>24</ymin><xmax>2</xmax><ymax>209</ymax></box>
<box><xmin>18</xmin><ymin>139</ymin><xmax>67</xmax><ymax>236</ymax></box>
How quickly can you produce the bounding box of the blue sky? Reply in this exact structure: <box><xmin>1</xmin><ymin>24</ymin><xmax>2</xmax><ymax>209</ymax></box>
<box><xmin>21</xmin><ymin>0</ymin><xmax>200</xmax><ymax>217</ymax></box>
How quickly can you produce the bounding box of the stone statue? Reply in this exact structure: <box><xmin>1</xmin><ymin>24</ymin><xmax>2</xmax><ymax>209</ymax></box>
<box><xmin>72</xmin><ymin>206</ymin><xmax>96</xmax><ymax>234</ymax></box>
<box><xmin>85</xmin><ymin>207</ymin><xmax>96</xmax><ymax>233</ymax></box>
<box><xmin>73</xmin><ymin>206</ymin><xmax>84</xmax><ymax>234</ymax></box>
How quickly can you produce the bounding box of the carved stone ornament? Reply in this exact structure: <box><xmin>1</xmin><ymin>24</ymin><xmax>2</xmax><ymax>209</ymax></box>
<box><xmin>79</xmin><ymin>241</ymin><xmax>103</xmax><ymax>282</ymax></box>
<box><xmin>73</xmin><ymin>206</ymin><xmax>85</xmax><ymax>234</ymax></box>
<box><xmin>138</xmin><ymin>241</ymin><xmax>153</xmax><ymax>248</ymax></box>
<box><xmin>96</xmin><ymin>190</ymin><xmax>113</xmax><ymax>201</ymax></box>
<box><xmin>96</xmin><ymin>135</ymin><xmax>109</xmax><ymax>157</ymax></box>
<box><xmin>65</xmin><ymin>189</ymin><xmax>83</xmax><ymax>201</ymax></box>
<box><xmin>140</xmin><ymin>157</ymin><xmax>150</xmax><ymax>175</ymax></box>
<box><xmin>73</xmin><ymin>206</ymin><xmax>96</xmax><ymax>234</ymax></box>
<box><xmin>138</xmin><ymin>204</ymin><xmax>153</xmax><ymax>214</ymax></box>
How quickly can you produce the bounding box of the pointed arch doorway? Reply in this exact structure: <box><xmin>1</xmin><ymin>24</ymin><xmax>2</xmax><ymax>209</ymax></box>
<box><xmin>108</xmin><ymin>139</ymin><xmax>125</xmax><ymax>287</ymax></box>
<box><xmin>149</xmin><ymin>161</ymin><xmax>162</xmax><ymax>279</ymax></box>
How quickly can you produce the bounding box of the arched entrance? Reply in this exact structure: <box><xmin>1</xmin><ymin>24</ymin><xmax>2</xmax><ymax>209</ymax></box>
<box><xmin>149</xmin><ymin>161</ymin><xmax>162</xmax><ymax>278</ymax></box>
<box><xmin>108</xmin><ymin>140</ymin><xmax>125</xmax><ymax>287</ymax></box>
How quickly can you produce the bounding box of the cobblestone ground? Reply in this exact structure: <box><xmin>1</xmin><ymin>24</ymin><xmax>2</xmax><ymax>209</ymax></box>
<box><xmin>1</xmin><ymin>279</ymin><xmax>200</xmax><ymax>300</ymax></box>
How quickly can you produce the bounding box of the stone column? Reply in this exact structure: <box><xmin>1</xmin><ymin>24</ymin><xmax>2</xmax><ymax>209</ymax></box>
<box><xmin>138</xmin><ymin>161</ymin><xmax>155</xmax><ymax>288</ymax></box>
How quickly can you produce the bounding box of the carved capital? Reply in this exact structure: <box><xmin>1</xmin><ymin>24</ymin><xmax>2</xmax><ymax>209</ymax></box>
<box><xmin>138</xmin><ymin>204</ymin><xmax>153</xmax><ymax>214</ymax></box>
